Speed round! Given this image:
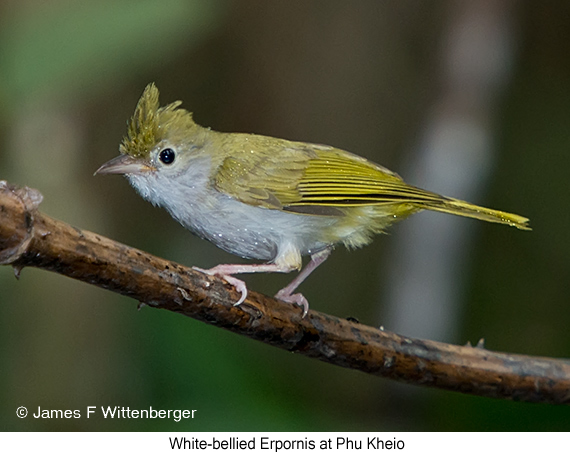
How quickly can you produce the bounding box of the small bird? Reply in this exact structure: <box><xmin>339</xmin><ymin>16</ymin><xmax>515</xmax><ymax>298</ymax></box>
<box><xmin>96</xmin><ymin>83</ymin><xmax>530</xmax><ymax>316</ymax></box>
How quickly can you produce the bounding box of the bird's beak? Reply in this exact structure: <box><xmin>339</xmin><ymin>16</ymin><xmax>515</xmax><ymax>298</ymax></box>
<box><xmin>94</xmin><ymin>154</ymin><xmax>155</xmax><ymax>176</ymax></box>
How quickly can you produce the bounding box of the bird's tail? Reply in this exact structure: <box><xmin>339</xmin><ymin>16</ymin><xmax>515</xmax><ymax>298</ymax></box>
<box><xmin>421</xmin><ymin>197</ymin><xmax>531</xmax><ymax>230</ymax></box>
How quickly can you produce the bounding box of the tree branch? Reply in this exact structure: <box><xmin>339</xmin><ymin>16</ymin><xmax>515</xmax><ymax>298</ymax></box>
<box><xmin>1</xmin><ymin>180</ymin><xmax>569</xmax><ymax>404</ymax></box>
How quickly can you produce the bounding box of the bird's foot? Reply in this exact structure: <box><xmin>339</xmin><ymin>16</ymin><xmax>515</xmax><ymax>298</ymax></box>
<box><xmin>193</xmin><ymin>266</ymin><xmax>248</xmax><ymax>306</ymax></box>
<box><xmin>194</xmin><ymin>261</ymin><xmax>312</xmax><ymax>317</ymax></box>
<box><xmin>275</xmin><ymin>289</ymin><xmax>309</xmax><ymax>318</ymax></box>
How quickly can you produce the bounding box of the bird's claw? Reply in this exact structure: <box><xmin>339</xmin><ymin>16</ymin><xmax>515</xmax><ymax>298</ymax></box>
<box><xmin>275</xmin><ymin>290</ymin><xmax>309</xmax><ymax>318</ymax></box>
<box><xmin>193</xmin><ymin>266</ymin><xmax>248</xmax><ymax>305</ymax></box>
<box><xmin>221</xmin><ymin>274</ymin><xmax>248</xmax><ymax>306</ymax></box>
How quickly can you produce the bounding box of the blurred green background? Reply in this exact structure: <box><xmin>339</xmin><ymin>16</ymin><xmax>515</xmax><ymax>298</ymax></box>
<box><xmin>1</xmin><ymin>0</ymin><xmax>569</xmax><ymax>432</ymax></box>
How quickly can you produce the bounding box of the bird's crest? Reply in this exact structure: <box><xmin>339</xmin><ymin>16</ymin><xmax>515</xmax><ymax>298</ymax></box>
<box><xmin>120</xmin><ymin>83</ymin><xmax>197</xmax><ymax>159</ymax></box>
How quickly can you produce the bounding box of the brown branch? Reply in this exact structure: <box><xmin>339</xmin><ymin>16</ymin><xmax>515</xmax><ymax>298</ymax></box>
<box><xmin>1</xmin><ymin>180</ymin><xmax>569</xmax><ymax>404</ymax></box>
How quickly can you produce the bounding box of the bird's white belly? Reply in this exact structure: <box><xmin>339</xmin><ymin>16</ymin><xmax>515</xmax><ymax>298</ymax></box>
<box><xmin>171</xmin><ymin>191</ymin><xmax>337</xmax><ymax>261</ymax></box>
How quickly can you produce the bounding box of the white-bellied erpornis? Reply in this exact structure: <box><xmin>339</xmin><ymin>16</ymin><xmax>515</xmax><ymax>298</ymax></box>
<box><xmin>96</xmin><ymin>84</ymin><xmax>530</xmax><ymax>317</ymax></box>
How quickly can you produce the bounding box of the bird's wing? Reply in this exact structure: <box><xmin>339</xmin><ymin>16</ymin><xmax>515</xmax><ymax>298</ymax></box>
<box><xmin>214</xmin><ymin>136</ymin><xmax>444</xmax><ymax>215</ymax></box>
<box><xmin>214</xmin><ymin>135</ymin><xmax>313</xmax><ymax>209</ymax></box>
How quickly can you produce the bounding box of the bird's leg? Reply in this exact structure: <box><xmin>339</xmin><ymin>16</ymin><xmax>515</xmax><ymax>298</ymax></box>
<box><xmin>275</xmin><ymin>247</ymin><xmax>332</xmax><ymax>317</ymax></box>
<box><xmin>195</xmin><ymin>247</ymin><xmax>331</xmax><ymax>317</ymax></box>
<box><xmin>194</xmin><ymin>262</ymin><xmax>296</xmax><ymax>306</ymax></box>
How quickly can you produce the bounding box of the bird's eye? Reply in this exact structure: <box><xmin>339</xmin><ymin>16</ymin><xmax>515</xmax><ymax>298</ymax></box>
<box><xmin>159</xmin><ymin>148</ymin><xmax>175</xmax><ymax>164</ymax></box>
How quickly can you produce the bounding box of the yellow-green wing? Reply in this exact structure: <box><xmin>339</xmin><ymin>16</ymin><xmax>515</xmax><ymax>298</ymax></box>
<box><xmin>293</xmin><ymin>147</ymin><xmax>445</xmax><ymax>207</ymax></box>
<box><xmin>287</xmin><ymin>147</ymin><xmax>529</xmax><ymax>229</ymax></box>
<box><xmin>214</xmin><ymin>136</ymin><xmax>444</xmax><ymax>212</ymax></box>
<box><xmin>214</xmin><ymin>136</ymin><xmax>530</xmax><ymax>229</ymax></box>
<box><xmin>214</xmin><ymin>134</ymin><xmax>314</xmax><ymax>209</ymax></box>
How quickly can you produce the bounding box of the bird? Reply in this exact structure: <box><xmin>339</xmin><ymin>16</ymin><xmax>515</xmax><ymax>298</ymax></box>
<box><xmin>96</xmin><ymin>83</ymin><xmax>530</xmax><ymax>316</ymax></box>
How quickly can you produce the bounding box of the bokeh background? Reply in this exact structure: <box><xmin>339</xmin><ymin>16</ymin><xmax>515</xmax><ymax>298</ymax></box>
<box><xmin>1</xmin><ymin>0</ymin><xmax>569</xmax><ymax>431</ymax></box>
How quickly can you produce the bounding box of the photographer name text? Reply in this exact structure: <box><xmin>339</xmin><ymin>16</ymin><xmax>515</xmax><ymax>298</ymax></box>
<box><xmin>19</xmin><ymin>406</ymin><xmax>196</xmax><ymax>422</ymax></box>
